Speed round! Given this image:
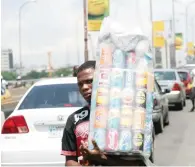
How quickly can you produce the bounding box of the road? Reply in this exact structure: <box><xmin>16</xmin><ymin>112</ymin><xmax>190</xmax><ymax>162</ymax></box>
<box><xmin>155</xmin><ymin>100</ymin><xmax>195</xmax><ymax>166</ymax></box>
<box><xmin>1</xmin><ymin>87</ymin><xmax>28</xmax><ymax>118</ymax></box>
<box><xmin>1</xmin><ymin>87</ymin><xmax>28</xmax><ymax>110</ymax></box>
<box><xmin>8</xmin><ymin>87</ymin><xmax>28</xmax><ymax>102</ymax></box>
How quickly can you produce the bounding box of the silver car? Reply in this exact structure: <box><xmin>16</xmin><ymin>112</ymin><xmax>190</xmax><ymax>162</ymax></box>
<box><xmin>154</xmin><ymin>69</ymin><xmax>186</xmax><ymax>110</ymax></box>
<box><xmin>153</xmin><ymin>80</ymin><xmax>169</xmax><ymax>134</ymax></box>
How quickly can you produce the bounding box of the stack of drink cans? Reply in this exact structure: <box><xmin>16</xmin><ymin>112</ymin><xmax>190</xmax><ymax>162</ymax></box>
<box><xmin>89</xmin><ymin>40</ymin><xmax>154</xmax><ymax>157</ymax></box>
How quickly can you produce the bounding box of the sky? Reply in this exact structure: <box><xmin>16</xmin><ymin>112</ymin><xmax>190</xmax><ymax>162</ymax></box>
<box><xmin>1</xmin><ymin>0</ymin><xmax>195</xmax><ymax>69</ymax></box>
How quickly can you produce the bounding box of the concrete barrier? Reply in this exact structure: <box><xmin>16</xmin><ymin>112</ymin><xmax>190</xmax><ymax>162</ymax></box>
<box><xmin>1</xmin><ymin>89</ymin><xmax>12</xmax><ymax>102</ymax></box>
<box><xmin>2</xmin><ymin>109</ymin><xmax>14</xmax><ymax>119</ymax></box>
<box><xmin>1</xmin><ymin>111</ymin><xmax>5</xmax><ymax>128</ymax></box>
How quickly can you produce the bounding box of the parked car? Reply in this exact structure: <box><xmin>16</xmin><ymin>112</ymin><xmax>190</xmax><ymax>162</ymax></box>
<box><xmin>1</xmin><ymin>77</ymin><xmax>87</xmax><ymax>166</ymax></box>
<box><xmin>153</xmin><ymin>80</ymin><xmax>170</xmax><ymax>134</ymax></box>
<box><xmin>1</xmin><ymin>77</ymin><xmax>155</xmax><ymax>165</ymax></box>
<box><xmin>177</xmin><ymin>64</ymin><xmax>195</xmax><ymax>72</ymax></box>
<box><xmin>1</xmin><ymin>111</ymin><xmax>5</xmax><ymax>128</ymax></box>
<box><xmin>154</xmin><ymin>69</ymin><xmax>186</xmax><ymax>110</ymax></box>
<box><xmin>177</xmin><ymin>69</ymin><xmax>192</xmax><ymax>98</ymax></box>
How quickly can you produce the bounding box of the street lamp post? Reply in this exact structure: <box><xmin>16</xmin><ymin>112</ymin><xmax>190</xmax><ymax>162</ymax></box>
<box><xmin>172</xmin><ymin>0</ymin><xmax>176</xmax><ymax>44</ymax></box>
<box><xmin>149</xmin><ymin>0</ymin><xmax>156</xmax><ymax>66</ymax></box>
<box><xmin>174</xmin><ymin>0</ymin><xmax>195</xmax><ymax>50</ymax></box>
<box><xmin>19</xmin><ymin>0</ymin><xmax>36</xmax><ymax>75</ymax></box>
<box><xmin>185</xmin><ymin>1</ymin><xmax>195</xmax><ymax>49</ymax></box>
<box><xmin>192</xmin><ymin>15</ymin><xmax>195</xmax><ymax>43</ymax></box>
<box><xmin>83</xmin><ymin>0</ymin><xmax>88</xmax><ymax>62</ymax></box>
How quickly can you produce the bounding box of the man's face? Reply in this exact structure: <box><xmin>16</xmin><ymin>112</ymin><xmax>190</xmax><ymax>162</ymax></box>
<box><xmin>77</xmin><ymin>68</ymin><xmax>94</xmax><ymax>103</ymax></box>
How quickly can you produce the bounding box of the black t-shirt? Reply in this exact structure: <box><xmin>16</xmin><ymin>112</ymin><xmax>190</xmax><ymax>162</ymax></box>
<box><xmin>61</xmin><ymin>106</ymin><xmax>90</xmax><ymax>159</ymax></box>
<box><xmin>61</xmin><ymin>106</ymin><xmax>151</xmax><ymax>166</ymax></box>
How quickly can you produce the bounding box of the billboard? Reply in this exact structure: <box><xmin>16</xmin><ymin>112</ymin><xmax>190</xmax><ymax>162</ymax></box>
<box><xmin>88</xmin><ymin>0</ymin><xmax>109</xmax><ymax>31</ymax></box>
<box><xmin>175</xmin><ymin>33</ymin><xmax>183</xmax><ymax>50</ymax></box>
<box><xmin>153</xmin><ymin>21</ymin><xmax>165</xmax><ymax>48</ymax></box>
<box><xmin>187</xmin><ymin>42</ymin><xmax>194</xmax><ymax>56</ymax></box>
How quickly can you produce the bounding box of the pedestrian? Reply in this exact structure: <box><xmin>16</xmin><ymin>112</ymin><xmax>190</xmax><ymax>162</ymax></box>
<box><xmin>61</xmin><ymin>60</ymin><xmax>154</xmax><ymax>166</ymax></box>
<box><xmin>73</xmin><ymin>65</ymin><xmax>79</xmax><ymax>77</ymax></box>
<box><xmin>190</xmin><ymin>69</ymin><xmax>195</xmax><ymax>112</ymax></box>
<box><xmin>1</xmin><ymin>77</ymin><xmax>6</xmax><ymax>95</ymax></box>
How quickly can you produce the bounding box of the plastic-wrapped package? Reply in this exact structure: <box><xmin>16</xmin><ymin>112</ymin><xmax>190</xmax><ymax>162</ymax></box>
<box><xmin>88</xmin><ymin>17</ymin><xmax>154</xmax><ymax>158</ymax></box>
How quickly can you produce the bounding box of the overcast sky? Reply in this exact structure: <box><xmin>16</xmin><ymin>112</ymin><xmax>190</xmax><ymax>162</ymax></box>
<box><xmin>2</xmin><ymin>0</ymin><xmax>195</xmax><ymax>69</ymax></box>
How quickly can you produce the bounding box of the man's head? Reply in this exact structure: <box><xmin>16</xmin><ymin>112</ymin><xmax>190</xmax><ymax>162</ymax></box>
<box><xmin>77</xmin><ymin>61</ymin><xmax>96</xmax><ymax>103</ymax></box>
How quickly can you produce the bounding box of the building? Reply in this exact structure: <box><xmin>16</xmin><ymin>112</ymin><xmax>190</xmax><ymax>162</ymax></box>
<box><xmin>1</xmin><ymin>49</ymin><xmax>14</xmax><ymax>71</ymax></box>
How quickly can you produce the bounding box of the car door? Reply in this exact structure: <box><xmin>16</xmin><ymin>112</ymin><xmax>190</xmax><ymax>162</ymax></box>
<box><xmin>155</xmin><ymin>80</ymin><xmax>168</xmax><ymax>117</ymax></box>
<box><xmin>176</xmin><ymin>71</ymin><xmax>186</xmax><ymax>100</ymax></box>
<box><xmin>153</xmin><ymin>81</ymin><xmax>162</xmax><ymax>111</ymax></box>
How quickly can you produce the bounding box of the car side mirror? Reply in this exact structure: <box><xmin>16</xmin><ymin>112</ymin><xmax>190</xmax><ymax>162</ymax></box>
<box><xmin>163</xmin><ymin>89</ymin><xmax>170</xmax><ymax>94</ymax></box>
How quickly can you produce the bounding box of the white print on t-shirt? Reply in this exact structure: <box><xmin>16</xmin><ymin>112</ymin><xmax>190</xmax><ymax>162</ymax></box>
<box><xmin>75</xmin><ymin>121</ymin><xmax>89</xmax><ymax>138</ymax></box>
<box><xmin>74</xmin><ymin>110</ymin><xmax>89</xmax><ymax>124</ymax></box>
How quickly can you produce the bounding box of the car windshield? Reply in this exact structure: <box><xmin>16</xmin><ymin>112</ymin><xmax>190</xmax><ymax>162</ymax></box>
<box><xmin>18</xmin><ymin>83</ymin><xmax>87</xmax><ymax>110</ymax></box>
<box><xmin>154</xmin><ymin>71</ymin><xmax>176</xmax><ymax>81</ymax></box>
<box><xmin>178</xmin><ymin>72</ymin><xmax>188</xmax><ymax>81</ymax></box>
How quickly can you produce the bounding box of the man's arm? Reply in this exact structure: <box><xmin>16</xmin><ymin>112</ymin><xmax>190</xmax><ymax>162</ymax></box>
<box><xmin>61</xmin><ymin>116</ymin><xmax>80</xmax><ymax>166</ymax></box>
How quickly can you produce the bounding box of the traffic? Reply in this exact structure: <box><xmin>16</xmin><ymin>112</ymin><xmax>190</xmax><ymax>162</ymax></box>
<box><xmin>1</xmin><ymin>0</ymin><xmax>195</xmax><ymax>166</ymax></box>
<box><xmin>1</xmin><ymin>64</ymin><xmax>195</xmax><ymax>166</ymax></box>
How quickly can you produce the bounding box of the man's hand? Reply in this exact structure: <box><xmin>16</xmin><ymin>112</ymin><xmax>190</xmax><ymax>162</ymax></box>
<box><xmin>80</xmin><ymin>140</ymin><xmax>107</xmax><ymax>165</ymax></box>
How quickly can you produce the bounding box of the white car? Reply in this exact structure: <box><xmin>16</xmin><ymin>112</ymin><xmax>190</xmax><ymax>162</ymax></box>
<box><xmin>154</xmin><ymin>69</ymin><xmax>186</xmax><ymax>110</ymax></box>
<box><xmin>1</xmin><ymin>77</ymin><xmax>87</xmax><ymax>167</ymax></box>
<box><xmin>1</xmin><ymin>111</ymin><xmax>5</xmax><ymax>127</ymax></box>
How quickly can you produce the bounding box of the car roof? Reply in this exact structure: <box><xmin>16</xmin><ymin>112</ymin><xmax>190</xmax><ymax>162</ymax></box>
<box><xmin>154</xmin><ymin>69</ymin><xmax>177</xmax><ymax>72</ymax></box>
<box><xmin>177</xmin><ymin>69</ymin><xmax>190</xmax><ymax>73</ymax></box>
<box><xmin>34</xmin><ymin>77</ymin><xmax>78</xmax><ymax>86</ymax></box>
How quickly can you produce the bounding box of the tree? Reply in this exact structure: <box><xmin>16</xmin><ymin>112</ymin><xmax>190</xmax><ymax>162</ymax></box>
<box><xmin>22</xmin><ymin>70</ymin><xmax>48</xmax><ymax>79</ymax></box>
<box><xmin>1</xmin><ymin>71</ymin><xmax>17</xmax><ymax>80</ymax></box>
<box><xmin>22</xmin><ymin>71</ymin><xmax>39</xmax><ymax>79</ymax></box>
<box><xmin>54</xmin><ymin>67</ymin><xmax>72</xmax><ymax>77</ymax></box>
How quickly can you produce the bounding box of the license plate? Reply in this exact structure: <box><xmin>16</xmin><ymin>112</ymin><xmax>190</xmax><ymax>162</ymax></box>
<box><xmin>48</xmin><ymin>126</ymin><xmax>64</xmax><ymax>138</ymax></box>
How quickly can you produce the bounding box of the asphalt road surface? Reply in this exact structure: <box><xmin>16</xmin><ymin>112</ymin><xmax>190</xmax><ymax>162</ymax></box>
<box><xmin>9</xmin><ymin>87</ymin><xmax>28</xmax><ymax>101</ymax></box>
<box><xmin>154</xmin><ymin>99</ymin><xmax>195</xmax><ymax>166</ymax></box>
<box><xmin>1</xmin><ymin>87</ymin><xmax>28</xmax><ymax>110</ymax></box>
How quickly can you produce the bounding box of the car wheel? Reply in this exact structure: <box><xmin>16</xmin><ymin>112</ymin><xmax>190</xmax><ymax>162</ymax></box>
<box><xmin>175</xmin><ymin>102</ymin><xmax>183</xmax><ymax>110</ymax></box>
<box><xmin>149</xmin><ymin>128</ymin><xmax>155</xmax><ymax>163</ymax></box>
<box><xmin>164</xmin><ymin>111</ymin><xmax>170</xmax><ymax>126</ymax></box>
<box><xmin>155</xmin><ymin>112</ymin><xmax>164</xmax><ymax>134</ymax></box>
<box><xmin>183</xmin><ymin>100</ymin><xmax>186</xmax><ymax>107</ymax></box>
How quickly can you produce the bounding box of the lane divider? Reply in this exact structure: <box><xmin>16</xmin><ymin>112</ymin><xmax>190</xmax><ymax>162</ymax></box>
<box><xmin>2</xmin><ymin>99</ymin><xmax>19</xmax><ymax>105</ymax></box>
<box><xmin>1</xmin><ymin>89</ymin><xmax>12</xmax><ymax>101</ymax></box>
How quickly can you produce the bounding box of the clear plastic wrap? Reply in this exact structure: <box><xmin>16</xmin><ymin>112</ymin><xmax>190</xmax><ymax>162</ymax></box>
<box><xmin>88</xmin><ymin>17</ymin><xmax>154</xmax><ymax>158</ymax></box>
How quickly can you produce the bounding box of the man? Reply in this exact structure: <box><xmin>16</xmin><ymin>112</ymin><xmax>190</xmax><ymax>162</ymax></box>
<box><xmin>1</xmin><ymin>77</ymin><xmax>6</xmax><ymax>95</ymax></box>
<box><xmin>61</xmin><ymin>61</ymin><xmax>152</xmax><ymax>166</ymax></box>
<box><xmin>73</xmin><ymin>65</ymin><xmax>79</xmax><ymax>77</ymax></box>
<box><xmin>190</xmin><ymin>69</ymin><xmax>195</xmax><ymax>112</ymax></box>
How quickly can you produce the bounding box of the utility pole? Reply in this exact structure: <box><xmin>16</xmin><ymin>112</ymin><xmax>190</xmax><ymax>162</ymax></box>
<box><xmin>192</xmin><ymin>16</ymin><xmax>195</xmax><ymax>43</ymax></box>
<box><xmin>76</xmin><ymin>18</ymin><xmax>80</xmax><ymax>65</ymax></box>
<box><xmin>83</xmin><ymin>0</ymin><xmax>88</xmax><ymax>62</ymax></box>
<box><xmin>172</xmin><ymin>0</ymin><xmax>176</xmax><ymax>68</ymax></box>
<box><xmin>149</xmin><ymin>0</ymin><xmax>156</xmax><ymax>66</ymax></box>
<box><xmin>18</xmin><ymin>0</ymin><xmax>36</xmax><ymax>75</ymax></box>
<box><xmin>47</xmin><ymin>52</ymin><xmax>53</xmax><ymax>77</ymax></box>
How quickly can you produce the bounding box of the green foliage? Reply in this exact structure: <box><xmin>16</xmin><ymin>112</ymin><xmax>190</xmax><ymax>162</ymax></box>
<box><xmin>54</xmin><ymin>67</ymin><xmax>72</xmax><ymax>77</ymax></box>
<box><xmin>22</xmin><ymin>67</ymin><xmax>72</xmax><ymax>79</ymax></box>
<box><xmin>1</xmin><ymin>71</ymin><xmax>17</xmax><ymax>80</ymax></box>
<box><xmin>22</xmin><ymin>70</ymin><xmax>48</xmax><ymax>79</ymax></box>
